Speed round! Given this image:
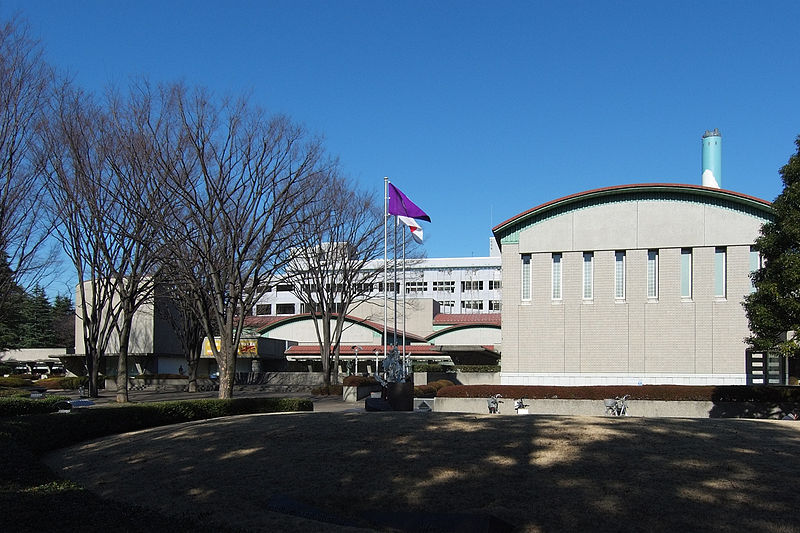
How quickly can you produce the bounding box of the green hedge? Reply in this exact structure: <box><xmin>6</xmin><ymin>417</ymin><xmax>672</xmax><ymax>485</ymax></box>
<box><xmin>410</xmin><ymin>364</ymin><xmax>501</xmax><ymax>373</ymax></box>
<box><xmin>0</xmin><ymin>376</ymin><xmax>33</xmax><ymax>387</ymax></box>
<box><xmin>455</xmin><ymin>365</ymin><xmax>501</xmax><ymax>373</ymax></box>
<box><xmin>0</xmin><ymin>395</ymin><xmax>74</xmax><ymax>416</ymax></box>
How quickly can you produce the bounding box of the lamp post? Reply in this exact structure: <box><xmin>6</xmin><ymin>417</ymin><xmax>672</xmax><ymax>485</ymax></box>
<box><xmin>374</xmin><ymin>349</ymin><xmax>380</xmax><ymax>377</ymax></box>
<box><xmin>351</xmin><ymin>346</ymin><xmax>362</xmax><ymax>375</ymax></box>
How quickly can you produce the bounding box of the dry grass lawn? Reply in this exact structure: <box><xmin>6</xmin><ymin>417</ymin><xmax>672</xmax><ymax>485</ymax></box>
<box><xmin>44</xmin><ymin>412</ymin><xmax>800</xmax><ymax>532</ymax></box>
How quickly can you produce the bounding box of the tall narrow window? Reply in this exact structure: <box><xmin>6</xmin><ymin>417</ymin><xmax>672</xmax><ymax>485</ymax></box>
<box><xmin>615</xmin><ymin>251</ymin><xmax>626</xmax><ymax>300</ymax></box>
<box><xmin>715</xmin><ymin>247</ymin><xmax>727</xmax><ymax>298</ymax></box>
<box><xmin>647</xmin><ymin>249</ymin><xmax>658</xmax><ymax>299</ymax></box>
<box><xmin>552</xmin><ymin>253</ymin><xmax>562</xmax><ymax>300</ymax></box>
<box><xmin>749</xmin><ymin>246</ymin><xmax>761</xmax><ymax>293</ymax></box>
<box><xmin>521</xmin><ymin>254</ymin><xmax>531</xmax><ymax>301</ymax></box>
<box><xmin>680</xmin><ymin>248</ymin><xmax>692</xmax><ymax>299</ymax></box>
<box><xmin>582</xmin><ymin>252</ymin><xmax>593</xmax><ymax>300</ymax></box>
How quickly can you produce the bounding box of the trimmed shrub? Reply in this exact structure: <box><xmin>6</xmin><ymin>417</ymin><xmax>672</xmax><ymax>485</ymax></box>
<box><xmin>414</xmin><ymin>385</ymin><xmax>437</xmax><ymax>397</ymax></box>
<box><xmin>454</xmin><ymin>365</ymin><xmax>501</xmax><ymax>373</ymax></box>
<box><xmin>0</xmin><ymin>376</ymin><xmax>33</xmax><ymax>387</ymax></box>
<box><xmin>412</xmin><ymin>364</ymin><xmax>455</xmax><ymax>373</ymax></box>
<box><xmin>428</xmin><ymin>379</ymin><xmax>456</xmax><ymax>391</ymax></box>
<box><xmin>312</xmin><ymin>384</ymin><xmax>343</xmax><ymax>396</ymax></box>
<box><xmin>0</xmin><ymin>396</ymin><xmax>72</xmax><ymax>416</ymax></box>
<box><xmin>342</xmin><ymin>375</ymin><xmax>378</xmax><ymax>387</ymax></box>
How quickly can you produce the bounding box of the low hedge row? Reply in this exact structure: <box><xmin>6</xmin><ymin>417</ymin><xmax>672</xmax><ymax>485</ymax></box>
<box><xmin>0</xmin><ymin>376</ymin><xmax>33</xmax><ymax>387</ymax></box>
<box><xmin>411</xmin><ymin>364</ymin><xmax>501</xmax><ymax>373</ymax></box>
<box><xmin>435</xmin><ymin>385</ymin><xmax>800</xmax><ymax>402</ymax></box>
<box><xmin>342</xmin><ymin>375</ymin><xmax>379</xmax><ymax>387</ymax></box>
<box><xmin>0</xmin><ymin>396</ymin><xmax>72</xmax><ymax>416</ymax></box>
<box><xmin>1</xmin><ymin>397</ymin><xmax>313</xmax><ymax>449</ymax></box>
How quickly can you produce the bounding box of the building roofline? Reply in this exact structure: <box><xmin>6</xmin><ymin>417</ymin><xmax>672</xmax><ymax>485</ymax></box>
<box><xmin>492</xmin><ymin>183</ymin><xmax>773</xmax><ymax>237</ymax></box>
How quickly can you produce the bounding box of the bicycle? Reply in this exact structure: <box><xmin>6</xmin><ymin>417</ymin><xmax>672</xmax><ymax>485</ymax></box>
<box><xmin>604</xmin><ymin>395</ymin><xmax>629</xmax><ymax>416</ymax></box>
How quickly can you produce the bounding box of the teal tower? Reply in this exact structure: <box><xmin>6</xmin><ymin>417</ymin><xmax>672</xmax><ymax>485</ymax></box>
<box><xmin>702</xmin><ymin>128</ymin><xmax>722</xmax><ymax>188</ymax></box>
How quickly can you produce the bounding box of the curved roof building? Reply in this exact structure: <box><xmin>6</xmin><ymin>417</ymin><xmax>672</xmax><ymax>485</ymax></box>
<box><xmin>493</xmin><ymin>183</ymin><xmax>774</xmax><ymax>386</ymax></box>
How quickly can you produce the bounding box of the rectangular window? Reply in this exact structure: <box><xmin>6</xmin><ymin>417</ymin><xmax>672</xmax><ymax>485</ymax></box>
<box><xmin>749</xmin><ymin>246</ymin><xmax>761</xmax><ymax>293</ymax></box>
<box><xmin>489</xmin><ymin>280</ymin><xmax>502</xmax><ymax>290</ymax></box>
<box><xmin>276</xmin><ymin>283</ymin><xmax>293</xmax><ymax>292</ymax></box>
<box><xmin>647</xmin><ymin>249</ymin><xmax>658</xmax><ymax>299</ymax></box>
<box><xmin>489</xmin><ymin>300</ymin><xmax>502</xmax><ymax>311</ymax></box>
<box><xmin>276</xmin><ymin>303</ymin><xmax>295</xmax><ymax>315</ymax></box>
<box><xmin>715</xmin><ymin>247</ymin><xmax>727</xmax><ymax>298</ymax></box>
<box><xmin>552</xmin><ymin>253</ymin><xmax>562</xmax><ymax>300</ymax></box>
<box><xmin>521</xmin><ymin>254</ymin><xmax>531</xmax><ymax>301</ymax></box>
<box><xmin>439</xmin><ymin>301</ymin><xmax>455</xmax><ymax>312</ymax></box>
<box><xmin>432</xmin><ymin>280</ymin><xmax>455</xmax><ymax>292</ymax></box>
<box><xmin>255</xmin><ymin>304</ymin><xmax>271</xmax><ymax>316</ymax></box>
<box><xmin>461</xmin><ymin>280</ymin><xmax>484</xmax><ymax>291</ymax></box>
<box><xmin>405</xmin><ymin>281</ymin><xmax>427</xmax><ymax>294</ymax></box>
<box><xmin>461</xmin><ymin>300</ymin><xmax>484</xmax><ymax>310</ymax></box>
<box><xmin>680</xmin><ymin>248</ymin><xmax>692</xmax><ymax>299</ymax></box>
<box><xmin>615</xmin><ymin>251</ymin><xmax>626</xmax><ymax>300</ymax></box>
<box><xmin>582</xmin><ymin>252</ymin><xmax>593</xmax><ymax>300</ymax></box>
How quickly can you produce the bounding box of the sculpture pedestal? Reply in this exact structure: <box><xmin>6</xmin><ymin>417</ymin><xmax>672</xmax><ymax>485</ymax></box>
<box><xmin>386</xmin><ymin>382</ymin><xmax>414</xmax><ymax>411</ymax></box>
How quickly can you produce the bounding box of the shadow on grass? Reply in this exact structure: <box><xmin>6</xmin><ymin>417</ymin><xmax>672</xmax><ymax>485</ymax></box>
<box><xmin>36</xmin><ymin>413</ymin><xmax>800</xmax><ymax>532</ymax></box>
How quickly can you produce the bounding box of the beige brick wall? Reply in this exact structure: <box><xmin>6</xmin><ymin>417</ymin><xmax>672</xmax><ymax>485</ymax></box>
<box><xmin>500</xmin><ymin>197</ymin><xmax>766</xmax><ymax>385</ymax></box>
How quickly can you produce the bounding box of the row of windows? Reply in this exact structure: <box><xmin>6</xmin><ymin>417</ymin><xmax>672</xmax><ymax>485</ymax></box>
<box><xmin>257</xmin><ymin>299</ymin><xmax>502</xmax><ymax>316</ymax></box>
<box><xmin>521</xmin><ymin>247</ymin><xmax>758</xmax><ymax>302</ymax></box>
<box><xmin>440</xmin><ymin>300</ymin><xmax>502</xmax><ymax>311</ymax></box>
<box><xmin>264</xmin><ymin>280</ymin><xmax>502</xmax><ymax>295</ymax></box>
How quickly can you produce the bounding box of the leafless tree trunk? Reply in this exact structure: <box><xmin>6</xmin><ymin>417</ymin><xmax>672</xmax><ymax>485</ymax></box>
<box><xmin>289</xmin><ymin>176</ymin><xmax>385</xmax><ymax>386</ymax></box>
<box><xmin>0</xmin><ymin>17</ymin><xmax>58</xmax><ymax>314</ymax></box>
<box><xmin>150</xmin><ymin>83</ymin><xmax>327</xmax><ymax>399</ymax></box>
<box><xmin>42</xmin><ymin>82</ymin><xmax>161</xmax><ymax>400</ymax></box>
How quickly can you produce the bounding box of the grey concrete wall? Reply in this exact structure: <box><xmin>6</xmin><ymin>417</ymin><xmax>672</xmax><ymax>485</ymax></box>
<box><xmin>431</xmin><ymin>397</ymin><xmax>797</xmax><ymax>419</ymax></box>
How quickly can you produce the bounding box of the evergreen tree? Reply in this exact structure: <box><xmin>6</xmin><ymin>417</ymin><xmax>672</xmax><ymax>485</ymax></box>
<box><xmin>0</xmin><ymin>253</ymin><xmax>24</xmax><ymax>350</ymax></box>
<box><xmin>19</xmin><ymin>286</ymin><xmax>54</xmax><ymax>348</ymax></box>
<box><xmin>51</xmin><ymin>294</ymin><xmax>75</xmax><ymax>350</ymax></box>
<box><xmin>745</xmin><ymin>135</ymin><xmax>800</xmax><ymax>356</ymax></box>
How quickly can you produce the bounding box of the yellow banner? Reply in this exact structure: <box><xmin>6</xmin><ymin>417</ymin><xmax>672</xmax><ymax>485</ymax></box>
<box><xmin>203</xmin><ymin>338</ymin><xmax>258</xmax><ymax>357</ymax></box>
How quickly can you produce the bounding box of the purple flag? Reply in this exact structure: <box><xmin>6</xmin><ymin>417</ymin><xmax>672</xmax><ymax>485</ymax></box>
<box><xmin>387</xmin><ymin>183</ymin><xmax>431</xmax><ymax>222</ymax></box>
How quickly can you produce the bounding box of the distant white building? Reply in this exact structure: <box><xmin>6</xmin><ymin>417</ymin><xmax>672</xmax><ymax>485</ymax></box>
<box><xmin>253</xmin><ymin>242</ymin><xmax>502</xmax><ymax>318</ymax></box>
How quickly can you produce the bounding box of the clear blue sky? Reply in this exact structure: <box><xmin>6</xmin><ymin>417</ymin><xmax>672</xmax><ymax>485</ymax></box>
<box><xmin>4</xmin><ymin>1</ymin><xmax>800</xmax><ymax>267</ymax></box>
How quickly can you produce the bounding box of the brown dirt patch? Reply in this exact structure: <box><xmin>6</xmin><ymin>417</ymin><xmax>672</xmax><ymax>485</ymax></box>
<box><xmin>43</xmin><ymin>412</ymin><xmax>800</xmax><ymax>532</ymax></box>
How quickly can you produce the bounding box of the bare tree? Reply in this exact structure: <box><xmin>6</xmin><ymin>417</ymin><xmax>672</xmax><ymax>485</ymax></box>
<box><xmin>0</xmin><ymin>17</ymin><xmax>57</xmax><ymax>315</ymax></box>
<box><xmin>41</xmin><ymin>83</ymin><xmax>162</xmax><ymax>400</ymax></box>
<box><xmin>152</xmin><ymin>84</ymin><xmax>326</xmax><ymax>399</ymax></box>
<box><xmin>288</xmin><ymin>176</ymin><xmax>385</xmax><ymax>386</ymax></box>
<box><xmin>41</xmin><ymin>85</ymin><xmax>118</xmax><ymax>396</ymax></box>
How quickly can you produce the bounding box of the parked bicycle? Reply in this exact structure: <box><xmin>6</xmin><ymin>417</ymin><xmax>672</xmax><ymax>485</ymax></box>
<box><xmin>604</xmin><ymin>395</ymin><xmax>630</xmax><ymax>416</ymax></box>
<box><xmin>487</xmin><ymin>394</ymin><xmax>503</xmax><ymax>414</ymax></box>
<box><xmin>514</xmin><ymin>398</ymin><xmax>529</xmax><ymax>414</ymax></box>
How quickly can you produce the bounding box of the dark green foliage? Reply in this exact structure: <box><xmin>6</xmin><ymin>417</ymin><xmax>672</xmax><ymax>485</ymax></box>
<box><xmin>32</xmin><ymin>376</ymin><xmax>85</xmax><ymax>389</ymax></box>
<box><xmin>412</xmin><ymin>363</ymin><xmax>454</xmax><ymax>372</ymax></box>
<box><xmin>0</xmin><ymin>376</ymin><xmax>32</xmax><ymax>387</ymax></box>
<box><xmin>414</xmin><ymin>385</ymin><xmax>437</xmax><ymax>397</ymax></box>
<box><xmin>51</xmin><ymin>294</ymin><xmax>75</xmax><ymax>349</ymax></box>
<box><xmin>455</xmin><ymin>365</ymin><xmax>501</xmax><ymax>373</ymax></box>
<box><xmin>0</xmin><ymin>253</ymin><xmax>25</xmax><ymax>350</ymax></box>
<box><xmin>745</xmin><ymin>135</ymin><xmax>800</xmax><ymax>356</ymax></box>
<box><xmin>427</xmin><ymin>379</ymin><xmax>456</xmax><ymax>391</ymax></box>
<box><xmin>0</xmin><ymin>395</ymin><xmax>71</xmax><ymax>416</ymax></box>
<box><xmin>19</xmin><ymin>286</ymin><xmax>54</xmax><ymax>348</ymax></box>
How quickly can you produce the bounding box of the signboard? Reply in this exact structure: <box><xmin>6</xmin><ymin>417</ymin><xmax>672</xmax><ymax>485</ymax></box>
<box><xmin>203</xmin><ymin>338</ymin><xmax>259</xmax><ymax>358</ymax></box>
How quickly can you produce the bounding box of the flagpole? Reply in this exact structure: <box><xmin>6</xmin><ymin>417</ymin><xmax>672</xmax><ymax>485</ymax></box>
<box><xmin>402</xmin><ymin>225</ymin><xmax>407</xmax><ymax>377</ymax></box>
<box><xmin>393</xmin><ymin>215</ymin><xmax>398</xmax><ymax>349</ymax></box>
<box><xmin>383</xmin><ymin>177</ymin><xmax>388</xmax><ymax>367</ymax></box>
